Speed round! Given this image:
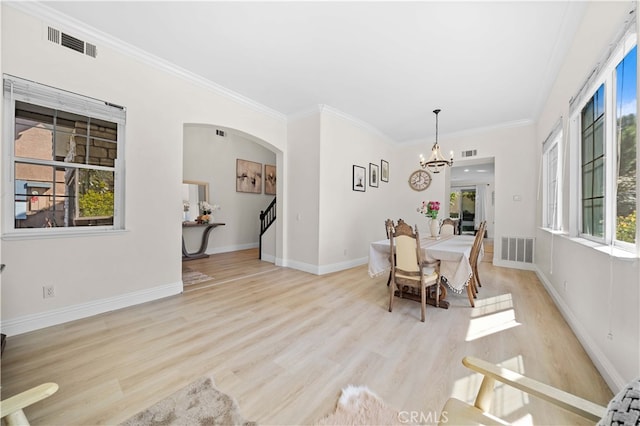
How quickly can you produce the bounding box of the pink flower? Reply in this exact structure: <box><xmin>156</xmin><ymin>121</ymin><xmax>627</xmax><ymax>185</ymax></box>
<box><xmin>418</xmin><ymin>200</ymin><xmax>441</xmax><ymax>219</ymax></box>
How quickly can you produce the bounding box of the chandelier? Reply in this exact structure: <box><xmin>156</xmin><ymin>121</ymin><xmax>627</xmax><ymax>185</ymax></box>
<box><xmin>419</xmin><ymin>109</ymin><xmax>453</xmax><ymax>173</ymax></box>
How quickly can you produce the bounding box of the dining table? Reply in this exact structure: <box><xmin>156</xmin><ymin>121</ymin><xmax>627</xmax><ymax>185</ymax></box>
<box><xmin>368</xmin><ymin>234</ymin><xmax>481</xmax><ymax>309</ymax></box>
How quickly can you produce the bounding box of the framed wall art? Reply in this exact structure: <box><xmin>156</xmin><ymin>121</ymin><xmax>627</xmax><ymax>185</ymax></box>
<box><xmin>264</xmin><ymin>164</ymin><xmax>276</xmax><ymax>195</ymax></box>
<box><xmin>352</xmin><ymin>165</ymin><xmax>366</xmax><ymax>192</ymax></box>
<box><xmin>236</xmin><ymin>159</ymin><xmax>262</xmax><ymax>194</ymax></box>
<box><xmin>369</xmin><ymin>163</ymin><xmax>379</xmax><ymax>188</ymax></box>
<box><xmin>381</xmin><ymin>159</ymin><xmax>389</xmax><ymax>182</ymax></box>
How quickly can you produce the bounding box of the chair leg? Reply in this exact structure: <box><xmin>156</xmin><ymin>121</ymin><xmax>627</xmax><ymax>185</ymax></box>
<box><xmin>466</xmin><ymin>281</ymin><xmax>475</xmax><ymax>307</ymax></box>
<box><xmin>471</xmin><ymin>275</ymin><xmax>478</xmax><ymax>298</ymax></box>
<box><xmin>420</xmin><ymin>285</ymin><xmax>426</xmax><ymax>322</ymax></box>
<box><xmin>386</xmin><ymin>270</ymin><xmax>392</xmax><ymax>286</ymax></box>
<box><xmin>474</xmin><ymin>264</ymin><xmax>483</xmax><ymax>288</ymax></box>
<box><xmin>389</xmin><ymin>281</ymin><xmax>395</xmax><ymax>312</ymax></box>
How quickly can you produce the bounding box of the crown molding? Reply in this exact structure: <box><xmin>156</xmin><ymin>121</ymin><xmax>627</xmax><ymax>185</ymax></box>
<box><xmin>6</xmin><ymin>1</ymin><xmax>287</xmax><ymax>123</ymax></box>
<box><xmin>286</xmin><ymin>104</ymin><xmax>396</xmax><ymax>144</ymax></box>
<box><xmin>317</xmin><ymin>104</ymin><xmax>396</xmax><ymax>144</ymax></box>
<box><xmin>403</xmin><ymin>118</ymin><xmax>534</xmax><ymax>146</ymax></box>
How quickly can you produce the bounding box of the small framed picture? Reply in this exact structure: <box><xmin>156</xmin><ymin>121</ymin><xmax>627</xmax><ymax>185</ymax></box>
<box><xmin>369</xmin><ymin>163</ymin><xmax>379</xmax><ymax>188</ymax></box>
<box><xmin>381</xmin><ymin>159</ymin><xmax>389</xmax><ymax>182</ymax></box>
<box><xmin>236</xmin><ymin>159</ymin><xmax>262</xmax><ymax>194</ymax></box>
<box><xmin>264</xmin><ymin>164</ymin><xmax>276</xmax><ymax>195</ymax></box>
<box><xmin>352</xmin><ymin>165</ymin><xmax>366</xmax><ymax>192</ymax></box>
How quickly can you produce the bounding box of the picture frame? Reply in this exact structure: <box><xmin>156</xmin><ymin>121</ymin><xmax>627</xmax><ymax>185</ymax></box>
<box><xmin>264</xmin><ymin>164</ymin><xmax>276</xmax><ymax>195</ymax></box>
<box><xmin>369</xmin><ymin>163</ymin><xmax>379</xmax><ymax>188</ymax></box>
<box><xmin>236</xmin><ymin>159</ymin><xmax>262</xmax><ymax>194</ymax></box>
<box><xmin>381</xmin><ymin>159</ymin><xmax>389</xmax><ymax>182</ymax></box>
<box><xmin>352</xmin><ymin>165</ymin><xmax>366</xmax><ymax>192</ymax></box>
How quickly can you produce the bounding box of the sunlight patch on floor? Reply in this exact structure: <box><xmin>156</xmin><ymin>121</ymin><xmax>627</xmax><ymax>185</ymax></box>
<box><xmin>470</xmin><ymin>293</ymin><xmax>514</xmax><ymax>318</ymax></box>
<box><xmin>466</xmin><ymin>309</ymin><xmax>520</xmax><ymax>341</ymax></box>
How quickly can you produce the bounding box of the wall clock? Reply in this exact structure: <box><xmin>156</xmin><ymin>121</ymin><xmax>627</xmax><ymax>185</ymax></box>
<box><xmin>408</xmin><ymin>169</ymin><xmax>432</xmax><ymax>191</ymax></box>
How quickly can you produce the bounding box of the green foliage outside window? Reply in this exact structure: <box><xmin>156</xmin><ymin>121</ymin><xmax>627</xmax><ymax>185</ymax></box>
<box><xmin>617</xmin><ymin>210</ymin><xmax>636</xmax><ymax>243</ymax></box>
<box><xmin>616</xmin><ymin>113</ymin><xmax>636</xmax><ymax>244</ymax></box>
<box><xmin>78</xmin><ymin>170</ymin><xmax>114</xmax><ymax>217</ymax></box>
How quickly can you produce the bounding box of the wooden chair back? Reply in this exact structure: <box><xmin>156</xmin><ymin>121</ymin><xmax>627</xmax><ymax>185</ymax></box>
<box><xmin>391</xmin><ymin>219</ymin><xmax>421</xmax><ymax>276</ymax></box>
<box><xmin>440</xmin><ymin>218</ymin><xmax>457</xmax><ymax>236</ymax></box>
<box><xmin>469</xmin><ymin>221</ymin><xmax>486</xmax><ymax>266</ymax></box>
<box><xmin>384</xmin><ymin>219</ymin><xmax>394</xmax><ymax>239</ymax></box>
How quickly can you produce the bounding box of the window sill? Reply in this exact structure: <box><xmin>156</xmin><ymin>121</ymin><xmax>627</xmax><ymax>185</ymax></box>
<box><xmin>539</xmin><ymin>228</ymin><xmax>637</xmax><ymax>260</ymax></box>
<box><xmin>563</xmin><ymin>235</ymin><xmax>637</xmax><ymax>260</ymax></box>
<box><xmin>2</xmin><ymin>228</ymin><xmax>129</xmax><ymax>241</ymax></box>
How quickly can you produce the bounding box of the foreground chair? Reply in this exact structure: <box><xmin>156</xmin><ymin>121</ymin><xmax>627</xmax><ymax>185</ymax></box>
<box><xmin>440</xmin><ymin>356</ymin><xmax>608</xmax><ymax>425</ymax></box>
<box><xmin>388</xmin><ymin>219</ymin><xmax>440</xmax><ymax>322</ymax></box>
<box><xmin>0</xmin><ymin>382</ymin><xmax>59</xmax><ymax>425</ymax></box>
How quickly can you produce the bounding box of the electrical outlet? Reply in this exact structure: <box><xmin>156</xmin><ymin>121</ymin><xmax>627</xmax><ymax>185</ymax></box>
<box><xmin>43</xmin><ymin>285</ymin><xmax>55</xmax><ymax>298</ymax></box>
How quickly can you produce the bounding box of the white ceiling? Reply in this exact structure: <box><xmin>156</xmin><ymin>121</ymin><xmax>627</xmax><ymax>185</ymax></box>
<box><xmin>38</xmin><ymin>1</ymin><xmax>587</xmax><ymax>143</ymax></box>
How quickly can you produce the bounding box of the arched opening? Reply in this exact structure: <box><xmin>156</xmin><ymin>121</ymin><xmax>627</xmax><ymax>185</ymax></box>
<box><xmin>182</xmin><ymin>123</ymin><xmax>283</xmax><ymax>266</ymax></box>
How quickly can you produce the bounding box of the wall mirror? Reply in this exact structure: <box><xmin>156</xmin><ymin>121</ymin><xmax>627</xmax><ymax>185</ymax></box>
<box><xmin>182</xmin><ymin>180</ymin><xmax>209</xmax><ymax>222</ymax></box>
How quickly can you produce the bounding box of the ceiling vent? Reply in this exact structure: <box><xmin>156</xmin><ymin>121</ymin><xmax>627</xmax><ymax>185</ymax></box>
<box><xmin>461</xmin><ymin>149</ymin><xmax>477</xmax><ymax>158</ymax></box>
<box><xmin>47</xmin><ymin>26</ymin><xmax>97</xmax><ymax>58</ymax></box>
<box><xmin>216</xmin><ymin>129</ymin><xmax>226</xmax><ymax>137</ymax></box>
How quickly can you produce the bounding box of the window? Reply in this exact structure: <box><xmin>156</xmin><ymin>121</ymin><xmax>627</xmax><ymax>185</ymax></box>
<box><xmin>615</xmin><ymin>46</ymin><xmax>637</xmax><ymax>245</ymax></box>
<box><xmin>572</xmin><ymin>33</ymin><xmax>636</xmax><ymax>249</ymax></box>
<box><xmin>3</xmin><ymin>75</ymin><xmax>126</xmax><ymax>235</ymax></box>
<box><xmin>580</xmin><ymin>84</ymin><xmax>605</xmax><ymax>238</ymax></box>
<box><xmin>542</xmin><ymin>128</ymin><xmax>562</xmax><ymax>230</ymax></box>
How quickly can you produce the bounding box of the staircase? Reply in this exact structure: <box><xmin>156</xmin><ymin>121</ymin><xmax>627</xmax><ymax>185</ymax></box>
<box><xmin>259</xmin><ymin>197</ymin><xmax>276</xmax><ymax>259</ymax></box>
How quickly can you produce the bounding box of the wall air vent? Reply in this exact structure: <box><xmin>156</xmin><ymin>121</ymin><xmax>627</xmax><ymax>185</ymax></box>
<box><xmin>501</xmin><ymin>237</ymin><xmax>534</xmax><ymax>263</ymax></box>
<box><xmin>47</xmin><ymin>26</ymin><xmax>97</xmax><ymax>58</ymax></box>
<box><xmin>216</xmin><ymin>129</ymin><xmax>226</xmax><ymax>137</ymax></box>
<box><xmin>461</xmin><ymin>149</ymin><xmax>477</xmax><ymax>158</ymax></box>
<box><xmin>47</xmin><ymin>26</ymin><xmax>60</xmax><ymax>44</ymax></box>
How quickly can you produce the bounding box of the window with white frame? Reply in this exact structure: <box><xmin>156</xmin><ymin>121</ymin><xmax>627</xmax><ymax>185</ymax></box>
<box><xmin>542</xmin><ymin>128</ymin><xmax>562</xmax><ymax>230</ymax></box>
<box><xmin>571</xmin><ymin>31</ymin><xmax>636</xmax><ymax>249</ymax></box>
<box><xmin>3</xmin><ymin>75</ymin><xmax>126</xmax><ymax>234</ymax></box>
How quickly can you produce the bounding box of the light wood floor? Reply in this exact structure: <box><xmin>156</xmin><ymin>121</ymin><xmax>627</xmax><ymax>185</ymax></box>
<box><xmin>1</xmin><ymin>249</ymin><xmax>612</xmax><ymax>425</ymax></box>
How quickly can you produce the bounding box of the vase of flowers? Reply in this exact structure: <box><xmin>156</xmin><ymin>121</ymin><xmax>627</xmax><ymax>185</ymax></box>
<box><xmin>198</xmin><ymin>201</ymin><xmax>220</xmax><ymax>224</ymax></box>
<box><xmin>417</xmin><ymin>200</ymin><xmax>441</xmax><ymax>237</ymax></box>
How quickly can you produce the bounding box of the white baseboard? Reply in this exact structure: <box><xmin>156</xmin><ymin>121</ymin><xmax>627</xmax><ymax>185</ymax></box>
<box><xmin>1</xmin><ymin>281</ymin><xmax>183</xmax><ymax>336</ymax></box>
<box><xmin>493</xmin><ymin>259</ymin><xmax>536</xmax><ymax>271</ymax></box>
<box><xmin>283</xmin><ymin>257</ymin><xmax>368</xmax><ymax>275</ymax></box>
<box><xmin>317</xmin><ymin>257</ymin><xmax>368</xmax><ymax>275</ymax></box>
<box><xmin>534</xmin><ymin>266</ymin><xmax>624</xmax><ymax>392</ymax></box>
<box><xmin>206</xmin><ymin>242</ymin><xmax>258</xmax><ymax>255</ymax></box>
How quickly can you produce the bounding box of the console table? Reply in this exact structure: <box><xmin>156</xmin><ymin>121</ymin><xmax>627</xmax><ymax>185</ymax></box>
<box><xmin>182</xmin><ymin>222</ymin><xmax>225</xmax><ymax>260</ymax></box>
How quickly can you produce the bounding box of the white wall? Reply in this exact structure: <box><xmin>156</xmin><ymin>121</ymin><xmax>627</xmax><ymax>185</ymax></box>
<box><xmin>317</xmin><ymin>108</ymin><xmax>396</xmax><ymax>272</ymax></box>
<box><xmin>0</xmin><ymin>4</ymin><xmax>286</xmax><ymax>334</ymax></box>
<box><xmin>533</xmin><ymin>1</ymin><xmax>639</xmax><ymax>390</ymax></box>
<box><xmin>182</xmin><ymin>125</ymin><xmax>277</xmax><ymax>255</ymax></box>
<box><xmin>285</xmin><ymin>111</ymin><xmax>321</xmax><ymax>271</ymax></box>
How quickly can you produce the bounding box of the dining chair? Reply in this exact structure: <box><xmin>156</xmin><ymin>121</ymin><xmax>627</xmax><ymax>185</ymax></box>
<box><xmin>384</xmin><ymin>219</ymin><xmax>395</xmax><ymax>287</ymax></box>
<box><xmin>440</xmin><ymin>218</ymin><xmax>458</xmax><ymax>236</ymax></box>
<box><xmin>464</xmin><ymin>221</ymin><xmax>486</xmax><ymax>307</ymax></box>
<box><xmin>470</xmin><ymin>220</ymin><xmax>487</xmax><ymax>292</ymax></box>
<box><xmin>439</xmin><ymin>356</ymin><xmax>611</xmax><ymax>425</ymax></box>
<box><xmin>388</xmin><ymin>219</ymin><xmax>440</xmax><ymax>322</ymax></box>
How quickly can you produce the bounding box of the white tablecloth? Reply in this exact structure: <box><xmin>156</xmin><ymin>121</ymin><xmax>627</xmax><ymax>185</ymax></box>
<box><xmin>368</xmin><ymin>235</ymin><xmax>481</xmax><ymax>294</ymax></box>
